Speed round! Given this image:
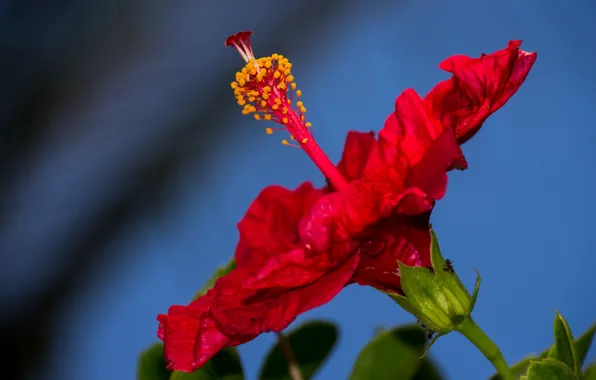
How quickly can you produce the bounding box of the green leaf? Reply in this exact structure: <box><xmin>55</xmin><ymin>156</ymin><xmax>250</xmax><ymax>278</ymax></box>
<box><xmin>193</xmin><ymin>258</ymin><xmax>236</xmax><ymax>300</ymax></box>
<box><xmin>584</xmin><ymin>362</ymin><xmax>596</xmax><ymax>380</ymax></box>
<box><xmin>490</xmin><ymin>322</ymin><xmax>596</xmax><ymax>379</ymax></box>
<box><xmin>137</xmin><ymin>342</ymin><xmax>171</xmax><ymax>380</ymax></box>
<box><xmin>170</xmin><ymin>348</ymin><xmax>244</xmax><ymax>380</ymax></box>
<box><xmin>526</xmin><ymin>358</ymin><xmax>578</xmax><ymax>380</ymax></box>
<box><xmin>349</xmin><ymin>324</ymin><xmax>444</xmax><ymax>380</ymax></box>
<box><xmin>574</xmin><ymin>323</ymin><xmax>596</xmax><ymax>366</ymax></box>
<box><xmin>496</xmin><ymin>355</ymin><xmax>539</xmax><ymax>380</ymax></box>
<box><xmin>259</xmin><ymin>320</ymin><xmax>338</xmax><ymax>380</ymax></box>
<box><xmin>548</xmin><ymin>311</ymin><xmax>579</xmax><ymax>373</ymax></box>
<box><xmin>411</xmin><ymin>357</ymin><xmax>443</xmax><ymax>380</ymax></box>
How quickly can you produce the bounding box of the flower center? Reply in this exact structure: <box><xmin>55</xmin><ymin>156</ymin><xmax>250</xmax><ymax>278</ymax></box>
<box><xmin>225</xmin><ymin>31</ymin><xmax>349</xmax><ymax>192</ymax></box>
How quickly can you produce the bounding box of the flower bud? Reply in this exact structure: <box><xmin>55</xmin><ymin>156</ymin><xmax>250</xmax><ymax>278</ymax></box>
<box><xmin>389</xmin><ymin>228</ymin><xmax>481</xmax><ymax>335</ymax></box>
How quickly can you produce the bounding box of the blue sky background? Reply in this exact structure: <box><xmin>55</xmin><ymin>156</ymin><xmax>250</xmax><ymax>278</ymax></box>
<box><xmin>2</xmin><ymin>1</ymin><xmax>595</xmax><ymax>379</ymax></box>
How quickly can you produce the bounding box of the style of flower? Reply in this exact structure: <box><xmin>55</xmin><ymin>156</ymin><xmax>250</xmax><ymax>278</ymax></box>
<box><xmin>157</xmin><ymin>31</ymin><xmax>536</xmax><ymax>372</ymax></box>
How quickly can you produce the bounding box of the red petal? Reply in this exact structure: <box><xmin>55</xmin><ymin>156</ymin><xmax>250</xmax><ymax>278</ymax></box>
<box><xmin>378</xmin><ymin>89</ymin><xmax>444</xmax><ymax>168</ymax></box>
<box><xmin>235</xmin><ymin>183</ymin><xmax>323</xmax><ymax>268</ymax></box>
<box><xmin>156</xmin><ymin>296</ymin><xmax>250</xmax><ymax>372</ymax></box>
<box><xmin>426</xmin><ymin>40</ymin><xmax>537</xmax><ymax>144</ymax></box>
<box><xmin>211</xmin><ymin>251</ymin><xmax>359</xmax><ymax>336</ymax></box>
<box><xmin>406</xmin><ymin>126</ymin><xmax>467</xmax><ymax>202</ymax></box>
<box><xmin>336</xmin><ymin>131</ymin><xmax>377</xmax><ymax>182</ymax></box>
<box><xmin>157</xmin><ymin>244</ymin><xmax>357</xmax><ymax>373</ymax></box>
<box><xmin>351</xmin><ymin>213</ymin><xmax>431</xmax><ymax>292</ymax></box>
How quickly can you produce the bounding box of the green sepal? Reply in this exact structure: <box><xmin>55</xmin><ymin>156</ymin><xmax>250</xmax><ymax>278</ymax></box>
<box><xmin>469</xmin><ymin>268</ymin><xmax>481</xmax><ymax>310</ymax></box>
<box><xmin>428</xmin><ymin>227</ymin><xmax>446</xmax><ymax>273</ymax></box>
<box><xmin>525</xmin><ymin>358</ymin><xmax>578</xmax><ymax>380</ymax></box>
<box><xmin>429</xmin><ymin>229</ymin><xmax>472</xmax><ymax>317</ymax></box>
<box><xmin>397</xmin><ymin>262</ymin><xmax>455</xmax><ymax>333</ymax></box>
<box><xmin>388</xmin><ymin>292</ymin><xmax>420</xmax><ymax>318</ymax></box>
<box><xmin>388</xmin><ymin>228</ymin><xmax>475</xmax><ymax>336</ymax></box>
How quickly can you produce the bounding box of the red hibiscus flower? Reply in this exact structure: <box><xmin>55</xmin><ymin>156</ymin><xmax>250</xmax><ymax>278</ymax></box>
<box><xmin>156</xmin><ymin>31</ymin><xmax>536</xmax><ymax>372</ymax></box>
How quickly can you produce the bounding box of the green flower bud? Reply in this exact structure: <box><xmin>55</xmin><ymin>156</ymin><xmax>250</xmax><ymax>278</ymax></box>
<box><xmin>388</xmin><ymin>228</ymin><xmax>481</xmax><ymax>335</ymax></box>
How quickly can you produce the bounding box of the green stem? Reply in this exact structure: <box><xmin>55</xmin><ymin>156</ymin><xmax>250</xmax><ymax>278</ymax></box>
<box><xmin>276</xmin><ymin>332</ymin><xmax>304</xmax><ymax>380</ymax></box>
<box><xmin>456</xmin><ymin>316</ymin><xmax>513</xmax><ymax>380</ymax></box>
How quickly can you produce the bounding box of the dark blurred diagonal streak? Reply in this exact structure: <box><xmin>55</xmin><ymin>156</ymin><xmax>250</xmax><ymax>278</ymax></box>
<box><xmin>0</xmin><ymin>0</ymin><xmax>372</xmax><ymax>378</ymax></box>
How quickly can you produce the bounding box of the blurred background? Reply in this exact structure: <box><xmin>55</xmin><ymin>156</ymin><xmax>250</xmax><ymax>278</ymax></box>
<box><xmin>1</xmin><ymin>0</ymin><xmax>595</xmax><ymax>379</ymax></box>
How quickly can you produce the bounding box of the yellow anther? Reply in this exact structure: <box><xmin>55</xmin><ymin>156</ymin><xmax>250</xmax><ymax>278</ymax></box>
<box><xmin>301</xmin><ymin>138</ymin><xmax>308</xmax><ymax>144</ymax></box>
<box><xmin>290</xmin><ymin>135</ymin><xmax>295</xmax><ymax>140</ymax></box>
<box><xmin>305</xmin><ymin>122</ymin><xmax>312</xmax><ymax>127</ymax></box>
<box><xmin>231</xmin><ymin>52</ymin><xmax>310</xmax><ymax>130</ymax></box>
<box><xmin>282</xmin><ymin>139</ymin><xmax>289</xmax><ymax>145</ymax></box>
